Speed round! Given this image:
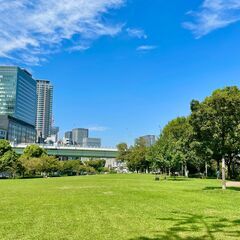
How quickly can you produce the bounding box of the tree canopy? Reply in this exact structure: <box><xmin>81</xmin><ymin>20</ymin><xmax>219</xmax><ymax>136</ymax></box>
<box><xmin>116</xmin><ymin>86</ymin><xmax>240</xmax><ymax>184</ymax></box>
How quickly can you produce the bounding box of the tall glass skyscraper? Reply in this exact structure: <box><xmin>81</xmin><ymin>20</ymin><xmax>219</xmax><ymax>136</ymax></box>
<box><xmin>0</xmin><ymin>66</ymin><xmax>36</xmax><ymax>125</ymax></box>
<box><xmin>36</xmin><ymin>80</ymin><xmax>53</xmax><ymax>140</ymax></box>
<box><xmin>0</xmin><ymin>66</ymin><xmax>37</xmax><ymax>143</ymax></box>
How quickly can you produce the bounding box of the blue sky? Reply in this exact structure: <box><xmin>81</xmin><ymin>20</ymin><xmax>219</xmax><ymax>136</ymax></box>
<box><xmin>0</xmin><ymin>0</ymin><xmax>240</xmax><ymax>146</ymax></box>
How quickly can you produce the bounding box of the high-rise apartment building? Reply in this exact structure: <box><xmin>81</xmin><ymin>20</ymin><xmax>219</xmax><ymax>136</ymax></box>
<box><xmin>72</xmin><ymin>128</ymin><xmax>89</xmax><ymax>145</ymax></box>
<box><xmin>0</xmin><ymin>66</ymin><xmax>37</xmax><ymax>143</ymax></box>
<box><xmin>36</xmin><ymin>80</ymin><xmax>53</xmax><ymax>141</ymax></box>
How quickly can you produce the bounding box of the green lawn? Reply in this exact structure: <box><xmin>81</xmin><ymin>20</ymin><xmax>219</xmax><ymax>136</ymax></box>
<box><xmin>0</xmin><ymin>175</ymin><xmax>240</xmax><ymax>240</ymax></box>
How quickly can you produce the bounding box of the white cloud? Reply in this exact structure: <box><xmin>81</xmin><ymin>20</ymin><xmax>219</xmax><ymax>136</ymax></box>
<box><xmin>88</xmin><ymin>126</ymin><xmax>109</xmax><ymax>132</ymax></box>
<box><xmin>184</xmin><ymin>0</ymin><xmax>240</xmax><ymax>38</ymax></box>
<box><xmin>0</xmin><ymin>0</ymin><xmax>125</xmax><ymax>65</ymax></box>
<box><xmin>126</xmin><ymin>28</ymin><xmax>147</xmax><ymax>39</ymax></box>
<box><xmin>67</xmin><ymin>45</ymin><xmax>90</xmax><ymax>53</ymax></box>
<box><xmin>137</xmin><ymin>45</ymin><xmax>157</xmax><ymax>52</ymax></box>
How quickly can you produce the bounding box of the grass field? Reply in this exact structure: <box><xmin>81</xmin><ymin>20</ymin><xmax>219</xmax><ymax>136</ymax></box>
<box><xmin>0</xmin><ymin>174</ymin><xmax>240</xmax><ymax>240</ymax></box>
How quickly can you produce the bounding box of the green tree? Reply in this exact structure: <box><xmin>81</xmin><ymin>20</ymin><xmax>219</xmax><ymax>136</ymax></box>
<box><xmin>190</xmin><ymin>86</ymin><xmax>240</xmax><ymax>188</ymax></box>
<box><xmin>0</xmin><ymin>140</ymin><xmax>12</xmax><ymax>157</ymax></box>
<box><xmin>79</xmin><ymin>165</ymin><xmax>96</xmax><ymax>175</ymax></box>
<box><xmin>23</xmin><ymin>145</ymin><xmax>47</xmax><ymax>158</ymax></box>
<box><xmin>154</xmin><ymin>117</ymin><xmax>193</xmax><ymax>176</ymax></box>
<box><xmin>39</xmin><ymin>156</ymin><xmax>60</xmax><ymax>176</ymax></box>
<box><xmin>86</xmin><ymin>159</ymin><xmax>106</xmax><ymax>173</ymax></box>
<box><xmin>63</xmin><ymin>160</ymin><xmax>83</xmax><ymax>176</ymax></box>
<box><xmin>19</xmin><ymin>157</ymin><xmax>42</xmax><ymax>176</ymax></box>
<box><xmin>116</xmin><ymin>143</ymin><xmax>130</xmax><ymax>162</ymax></box>
<box><xmin>147</xmin><ymin>139</ymin><xmax>170</xmax><ymax>174</ymax></box>
<box><xmin>0</xmin><ymin>150</ymin><xmax>21</xmax><ymax>178</ymax></box>
<box><xmin>0</xmin><ymin>140</ymin><xmax>22</xmax><ymax>178</ymax></box>
<box><xmin>128</xmin><ymin>138</ymin><xmax>149</xmax><ymax>173</ymax></box>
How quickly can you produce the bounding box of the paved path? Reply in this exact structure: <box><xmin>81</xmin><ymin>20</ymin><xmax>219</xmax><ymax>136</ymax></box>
<box><xmin>226</xmin><ymin>181</ymin><xmax>240</xmax><ymax>187</ymax></box>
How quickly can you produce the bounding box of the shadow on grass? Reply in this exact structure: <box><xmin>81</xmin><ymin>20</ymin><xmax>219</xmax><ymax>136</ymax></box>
<box><xmin>129</xmin><ymin>212</ymin><xmax>240</xmax><ymax>240</ymax></box>
<box><xmin>165</xmin><ymin>178</ymin><xmax>190</xmax><ymax>182</ymax></box>
<box><xmin>203</xmin><ymin>186</ymin><xmax>240</xmax><ymax>192</ymax></box>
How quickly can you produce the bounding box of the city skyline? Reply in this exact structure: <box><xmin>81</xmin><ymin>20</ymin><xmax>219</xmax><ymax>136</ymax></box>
<box><xmin>0</xmin><ymin>2</ymin><xmax>239</xmax><ymax>239</ymax></box>
<box><xmin>0</xmin><ymin>1</ymin><xmax>240</xmax><ymax>146</ymax></box>
<box><xmin>0</xmin><ymin>65</ymin><xmax>106</xmax><ymax>147</ymax></box>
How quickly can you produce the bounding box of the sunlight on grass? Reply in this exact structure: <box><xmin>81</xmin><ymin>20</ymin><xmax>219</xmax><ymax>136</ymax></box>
<box><xmin>0</xmin><ymin>175</ymin><xmax>239</xmax><ymax>240</ymax></box>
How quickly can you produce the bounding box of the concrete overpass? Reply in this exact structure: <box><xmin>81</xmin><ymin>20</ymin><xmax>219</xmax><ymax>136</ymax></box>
<box><xmin>13</xmin><ymin>144</ymin><xmax>118</xmax><ymax>159</ymax></box>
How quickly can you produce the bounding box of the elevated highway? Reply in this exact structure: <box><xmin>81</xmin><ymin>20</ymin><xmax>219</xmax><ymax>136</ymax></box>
<box><xmin>13</xmin><ymin>144</ymin><xmax>118</xmax><ymax>159</ymax></box>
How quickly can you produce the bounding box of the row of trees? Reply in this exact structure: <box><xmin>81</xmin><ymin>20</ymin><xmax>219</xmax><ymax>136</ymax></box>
<box><xmin>0</xmin><ymin>142</ymin><xmax>107</xmax><ymax>178</ymax></box>
<box><xmin>117</xmin><ymin>87</ymin><xmax>240</xmax><ymax>188</ymax></box>
<box><xmin>117</xmin><ymin>139</ymin><xmax>149</xmax><ymax>173</ymax></box>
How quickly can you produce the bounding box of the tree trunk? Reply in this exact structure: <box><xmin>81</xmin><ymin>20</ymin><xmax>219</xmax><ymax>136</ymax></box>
<box><xmin>227</xmin><ymin>162</ymin><xmax>231</xmax><ymax>180</ymax></box>
<box><xmin>231</xmin><ymin>160</ymin><xmax>235</xmax><ymax>180</ymax></box>
<box><xmin>222</xmin><ymin>157</ymin><xmax>226</xmax><ymax>190</ymax></box>
<box><xmin>184</xmin><ymin>164</ymin><xmax>188</xmax><ymax>178</ymax></box>
<box><xmin>205</xmin><ymin>162</ymin><xmax>208</xmax><ymax>178</ymax></box>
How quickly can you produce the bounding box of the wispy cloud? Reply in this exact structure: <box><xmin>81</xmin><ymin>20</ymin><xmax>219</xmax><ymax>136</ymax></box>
<box><xmin>0</xmin><ymin>0</ymin><xmax>125</xmax><ymax>65</ymax></box>
<box><xmin>67</xmin><ymin>45</ymin><xmax>90</xmax><ymax>53</ymax></box>
<box><xmin>88</xmin><ymin>126</ymin><xmax>109</xmax><ymax>132</ymax></box>
<box><xmin>137</xmin><ymin>45</ymin><xmax>157</xmax><ymax>52</ymax></box>
<box><xmin>126</xmin><ymin>28</ymin><xmax>147</xmax><ymax>39</ymax></box>
<box><xmin>183</xmin><ymin>0</ymin><xmax>240</xmax><ymax>38</ymax></box>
